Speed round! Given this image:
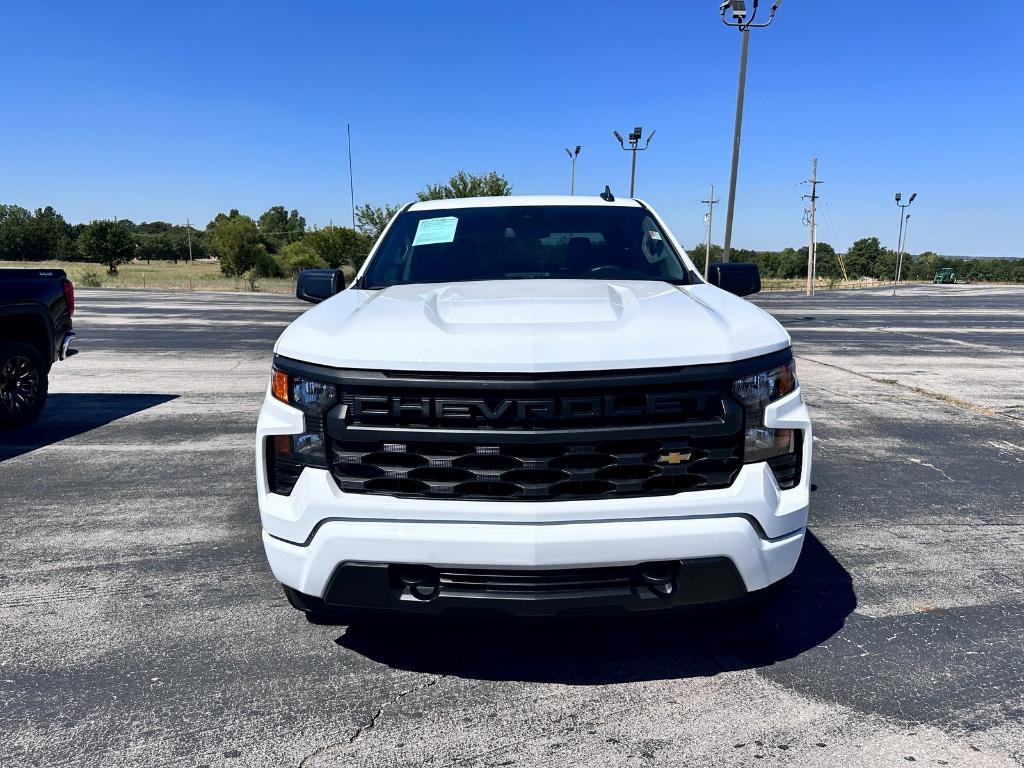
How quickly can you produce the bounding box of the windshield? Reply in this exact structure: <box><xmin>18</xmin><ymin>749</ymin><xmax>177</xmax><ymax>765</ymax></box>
<box><xmin>360</xmin><ymin>205</ymin><xmax>691</xmax><ymax>289</ymax></box>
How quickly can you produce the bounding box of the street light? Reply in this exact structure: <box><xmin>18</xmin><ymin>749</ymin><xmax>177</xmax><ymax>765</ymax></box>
<box><xmin>892</xmin><ymin>192</ymin><xmax>917</xmax><ymax>295</ymax></box>
<box><xmin>564</xmin><ymin>145</ymin><xmax>581</xmax><ymax>195</ymax></box>
<box><xmin>719</xmin><ymin>0</ymin><xmax>783</xmax><ymax>263</ymax></box>
<box><xmin>613</xmin><ymin>126</ymin><xmax>656</xmax><ymax>197</ymax></box>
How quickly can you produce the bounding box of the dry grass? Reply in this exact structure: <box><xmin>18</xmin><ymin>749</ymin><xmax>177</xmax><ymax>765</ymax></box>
<box><xmin>2</xmin><ymin>259</ymin><xmax>909</xmax><ymax>295</ymax></box>
<box><xmin>760</xmin><ymin>277</ymin><xmax>900</xmax><ymax>292</ymax></box>
<box><xmin>0</xmin><ymin>260</ymin><xmax>356</xmax><ymax>294</ymax></box>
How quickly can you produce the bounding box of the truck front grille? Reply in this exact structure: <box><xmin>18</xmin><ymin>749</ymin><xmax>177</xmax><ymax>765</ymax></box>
<box><xmin>330</xmin><ymin>432</ymin><xmax>742</xmax><ymax>500</ymax></box>
<box><xmin>272</xmin><ymin>352</ymin><xmax>798</xmax><ymax>503</ymax></box>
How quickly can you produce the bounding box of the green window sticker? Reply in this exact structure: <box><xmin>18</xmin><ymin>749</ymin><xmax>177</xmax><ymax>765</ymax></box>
<box><xmin>412</xmin><ymin>216</ymin><xmax>459</xmax><ymax>246</ymax></box>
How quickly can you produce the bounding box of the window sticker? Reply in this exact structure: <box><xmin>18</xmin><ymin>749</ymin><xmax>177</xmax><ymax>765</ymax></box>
<box><xmin>649</xmin><ymin>230</ymin><xmax>663</xmax><ymax>240</ymax></box>
<box><xmin>412</xmin><ymin>216</ymin><xmax>459</xmax><ymax>246</ymax></box>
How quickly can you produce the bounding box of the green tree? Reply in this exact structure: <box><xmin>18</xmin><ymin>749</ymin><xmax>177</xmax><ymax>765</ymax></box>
<box><xmin>78</xmin><ymin>220</ymin><xmax>136</xmax><ymax>274</ymax></box>
<box><xmin>354</xmin><ymin>203</ymin><xmax>400</xmax><ymax>242</ymax></box>
<box><xmin>206</xmin><ymin>210</ymin><xmax>266</xmax><ymax>276</ymax></box>
<box><xmin>843</xmin><ymin>237</ymin><xmax>884</xmax><ymax>279</ymax></box>
<box><xmin>258</xmin><ymin>206</ymin><xmax>305</xmax><ymax>252</ymax></box>
<box><xmin>0</xmin><ymin>205</ymin><xmax>33</xmax><ymax>260</ymax></box>
<box><xmin>306</xmin><ymin>225</ymin><xmax>374</xmax><ymax>268</ymax></box>
<box><xmin>135</xmin><ymin>232</ymin><xmax>176</xmax><ymax>264</ymax></box>
<box><xmin>253</xmin><ymin>249</ymin><xmax>284</xmax><ymax>278</ymax></box>
<box><xmin>812</xmin><ymin>242</ymin><xmax>841</xmax><ymax>283</ymax></box>
<box><xmin>136</xmin><ymin>221</ymin><xmax>203</xmax><ymax>263</ymax></box>
<box><xmin>416</xmin><ymin>170</ymin><xmax>512</xmax><ymax>201</ymax></box>
<box><xmin>25</xmin><ymin>206</ymin><xmax>74</xmax><ymax>261</ymax></box>
<box><xmin>777</xmin><ymin>247</ymin><xmax>806</xmax><ymax>279</ymax></box>
<box><xmin>276</xmin><ymin>241</ymin><xmax>326</xmax><ymax>276</ymax></box>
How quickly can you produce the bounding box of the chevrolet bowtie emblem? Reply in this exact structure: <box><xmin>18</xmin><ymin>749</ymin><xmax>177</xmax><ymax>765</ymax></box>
<box><xmin>657</xmin><ymin>452</ymin><xmax>691</xmax><ymax>465</ymax></box>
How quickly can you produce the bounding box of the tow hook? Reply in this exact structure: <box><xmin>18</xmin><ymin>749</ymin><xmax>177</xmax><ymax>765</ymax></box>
<box><xmin>399</xmin><ymin>567</ymin><xmax>441</xmax><ymax>601</ymax></box>
<box><xmin>638</xmin><ymin>563</ymin><xmax>678</xmax><ymax>597</ymax></box>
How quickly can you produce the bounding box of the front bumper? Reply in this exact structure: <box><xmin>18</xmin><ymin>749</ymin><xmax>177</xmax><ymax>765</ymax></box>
<box><xmin>256</xmin><ymin>386</ymin><xmax>812</xmax><ymax>615</ymax></box>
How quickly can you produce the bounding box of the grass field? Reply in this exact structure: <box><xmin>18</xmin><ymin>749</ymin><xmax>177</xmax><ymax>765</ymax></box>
<box><xmin>3</xmin><ymin>258</ymin><xmax>902</xmax><ymax>294</ymax></box>
<box><xmin>0</xmin><ymin>260</ymin><xmax>363</xmax><ymax>294</ymax></box>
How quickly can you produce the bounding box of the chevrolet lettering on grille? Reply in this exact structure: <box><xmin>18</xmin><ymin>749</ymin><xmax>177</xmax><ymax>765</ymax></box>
<box><xmin>351</xmin><ymin>394</ymin><xmax>705</xmax><ymax>422</ymax></box>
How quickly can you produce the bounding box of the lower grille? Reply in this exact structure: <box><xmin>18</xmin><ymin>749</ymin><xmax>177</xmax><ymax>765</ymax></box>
<box><xmin>330</xmin><ymin>433</ymin><xmax>742</xmax><ymax>500</ymax></box>
<box><xmin>433</xmin><ymin>566</ymin><xmax>636</xmax><ymax>595</ymax></box>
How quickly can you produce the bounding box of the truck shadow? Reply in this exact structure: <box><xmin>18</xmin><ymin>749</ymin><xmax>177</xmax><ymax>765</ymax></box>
<box><xmin>0</xmin><ymin>393</ymin><xmax>178</xmax><ymax>462</ymax></box>
<box><xmin>334</xmin><ymin>531</ymin><xmax>855</xmax><ymax>684</ymax></box>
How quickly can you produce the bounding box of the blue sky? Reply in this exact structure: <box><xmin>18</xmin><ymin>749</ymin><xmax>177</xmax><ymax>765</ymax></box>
<box><xmin>2</xmin><ymin>1</ymin><xmax>1021</xmax><ymax>257</ymax></box>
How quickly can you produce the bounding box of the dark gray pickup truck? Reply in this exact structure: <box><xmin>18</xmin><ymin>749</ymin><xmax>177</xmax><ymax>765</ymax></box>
<box><xmin>0</xmin><ymin>269</ymin><xmax>77</xmax><ymax>428</ymax></box>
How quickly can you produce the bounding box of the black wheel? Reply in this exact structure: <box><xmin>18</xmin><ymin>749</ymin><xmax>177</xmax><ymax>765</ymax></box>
<box><xmin>0</xmin><ymin>341</ymin><xmax>48</xmax><ymax>429</ymax></box>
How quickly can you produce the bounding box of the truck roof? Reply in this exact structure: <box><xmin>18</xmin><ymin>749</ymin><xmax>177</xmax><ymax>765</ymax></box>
<box><xmin>408</xmin><ymin>195</ymin><xmax>643</xmax><ymax>212</ymax></box>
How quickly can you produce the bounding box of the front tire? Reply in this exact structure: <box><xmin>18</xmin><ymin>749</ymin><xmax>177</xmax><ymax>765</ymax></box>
<box><xmin>0</xmin><ymin>341</ymin><xmax>48</xmax><ymax>429</ymax></box>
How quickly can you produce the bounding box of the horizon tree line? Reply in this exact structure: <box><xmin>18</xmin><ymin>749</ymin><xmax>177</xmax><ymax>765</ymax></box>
<box><xmin>2</xmin><ymin>171</ymin><xmax>1022</xmax><ymax>284</ymax></box>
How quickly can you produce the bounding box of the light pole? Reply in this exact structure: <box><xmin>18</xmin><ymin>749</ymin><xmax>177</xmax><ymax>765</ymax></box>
<box><xmin>719</xmin><ymin>0</ymin><xmax>783</xmax><ymax>263</ymax></box>
<box><xmin>347</xmin><ymin>123</ymin><xmax>356</xmax><ymax>229</ymax></box>
<box><xmin>614</xmin><ymin>126</ymin><xmax>656</xmax><ymax>197</ymax></box>
<box><xmin>892</xmin><ymin>192</ymin><xmax>917</xmax><ymax>295</ymax></box>
<box><xmin>565</xmin><ymin>145</ymin><xmax>581</xmax><ymax>195</ymax></box>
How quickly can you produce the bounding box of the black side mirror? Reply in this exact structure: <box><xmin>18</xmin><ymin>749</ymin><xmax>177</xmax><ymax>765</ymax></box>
<box><xmin>296</xmin><ymin>268</ymin><xmax>345</xmax><ymax>304</ymax></box>
<box><xmin>708</xmin><ymin>262</ymin><xmax>761</xmax><ymax>297</ymax></box>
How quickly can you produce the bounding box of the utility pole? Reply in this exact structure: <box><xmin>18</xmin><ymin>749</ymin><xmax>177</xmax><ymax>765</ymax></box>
<box><xmin>702</xmin><ymin>184</ymin><xmax>719</xmax><ymax>280</ymax></box>
<box><xmin>347</xmin><ymin>123</ymin><xmax>356</xmax><ymax>229</ymax></box>
<box><xmin>802</xmin><ymin>158</ymin><xmax>823</xmax><ymax>296</ymax></box>
<box><xmin>185</xmin><ymin>218</ymin><xmax>193</xmax><ymax>263</ymax></box>
<box><xmin>719</xmin><ymin>0</ymin><xmax>783</xmax><ymax>262</ymax></box>
<box><xmin>613</xmin><ymin>127</ymin><xmax>656</xmax><ymax>197</ymax></box>
<box><xmin>565</xmin><ymin>145</ymin><xmax>581</xmax><ymax>195</ymax></box>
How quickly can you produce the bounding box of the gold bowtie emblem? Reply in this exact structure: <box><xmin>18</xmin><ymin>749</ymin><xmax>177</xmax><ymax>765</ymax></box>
<box><xmin>657</xmin><ymin>452</ymin><xmax>691</xmax><ymax>465</ymax></box>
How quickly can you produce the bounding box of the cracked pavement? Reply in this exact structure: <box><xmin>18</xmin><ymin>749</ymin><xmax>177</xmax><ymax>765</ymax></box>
<box><xmin>1</xmin><ymin>284</ymin><xmax>1021</xmax><ymax>767</ymax></box>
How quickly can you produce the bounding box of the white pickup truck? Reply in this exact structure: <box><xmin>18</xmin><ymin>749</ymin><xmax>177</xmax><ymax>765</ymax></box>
<box><xmin>256</xmin><ymin>195</ymin><xmax>811</xmax><ymax>620</ymax></box>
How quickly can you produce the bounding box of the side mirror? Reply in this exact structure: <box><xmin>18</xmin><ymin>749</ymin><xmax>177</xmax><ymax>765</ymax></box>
<box><xmin>708</xmin><ymin>262</ymin><xmax>761</xmax><ymax>297</ymax></box>
<box><xmin>296</xmin><ymin>268</ymin><xmax>345</xmax><ymax>304</ymax></box>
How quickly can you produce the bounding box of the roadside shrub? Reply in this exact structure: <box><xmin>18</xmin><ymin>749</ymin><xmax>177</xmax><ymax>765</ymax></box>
<box><xmin>303</xmin><ymin>226</ymin><xmax>372</xmax><ymax>269</ymax></box>
<box><xmin>252</xmin><ymin>250</ymin><xmax>284</xmax><ymax>279</ymax></box>
<box><xmin>276</xmin><ymin>241</ymin><xmax>326</xmax><ymax>277</ymax></box>
<box><xmin>79</xmin><ymin>269</ymin><xmax>102</xmax><ymax>287</ymax></box>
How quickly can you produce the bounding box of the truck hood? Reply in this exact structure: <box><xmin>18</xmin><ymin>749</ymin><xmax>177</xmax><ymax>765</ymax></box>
<box><xmin>275</xmin><ymin>279</ymin><xmax>790</xmax><ymax>373</ymax></box>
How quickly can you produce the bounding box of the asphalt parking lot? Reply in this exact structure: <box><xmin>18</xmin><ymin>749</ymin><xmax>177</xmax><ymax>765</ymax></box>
<box><xmin>2</xmin><ymin>283</ymin><xmax>1022</xmax><ymax>767</ymax></box>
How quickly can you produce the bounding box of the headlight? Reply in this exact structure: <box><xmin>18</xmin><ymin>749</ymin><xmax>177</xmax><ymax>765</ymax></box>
<box><xmin>733</xmin><ymin>359</ymin><xmax>798</xmax><ymax>464</ymax></box>
<box><xmin>290</xmin><ymin>377</ymin><xmax>337</xmax><ymax>412</ymax></box>
<box><xmin>267</xmin><ymin>368</ymin><xmax>338</xmax><ymax>492</ymax></box>
<box><xmin>271</xmin><ymin>367</ymin><xmax>337</xmax><ymax>412</ymax></box>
